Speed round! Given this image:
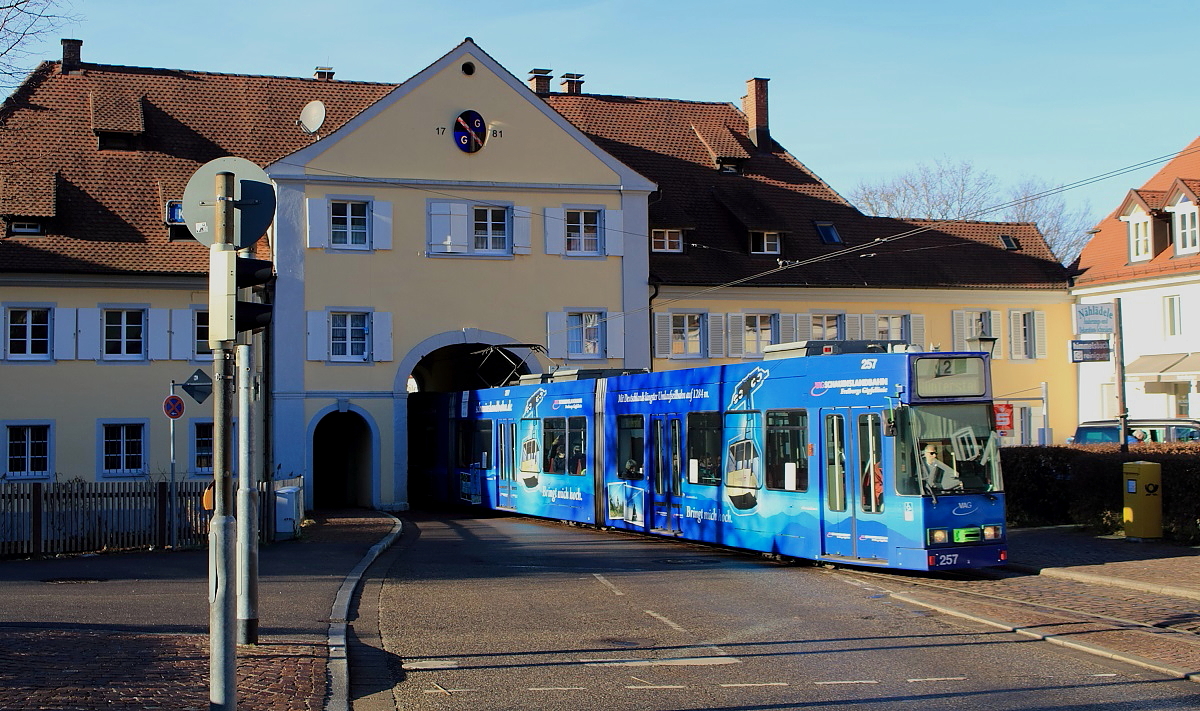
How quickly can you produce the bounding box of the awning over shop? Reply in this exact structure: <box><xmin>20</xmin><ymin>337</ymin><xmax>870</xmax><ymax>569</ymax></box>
<box><xmin>1124</xmin><ymin>353</ymin><xmax>1188</xmax><ymax>382</ymax></box>
<box><xmin>1161</xmin><ymin>353</ymin><xmax>1200</xmax><ymax>381</ymax></box>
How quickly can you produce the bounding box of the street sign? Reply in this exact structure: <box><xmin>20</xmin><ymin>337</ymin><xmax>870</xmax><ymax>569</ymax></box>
<box><xmin>1075</xmin><ymin>303</ymin><xmax>1116</xmax><ymax>334</ymax></box>
<box><xmin>1071</xmin><ymin>339</ymin><xmax>1111</xmax><ymax>363</ymax></box>
<box><xmin>164</xmin><ymin>394</ymin><xmax>186</xmax><ymax>419</ymax></box>
<box><xmin>182</xmin><ymin>156</ymin><xmax>276</xmax><ymax>248</ymax></box>
<box><xmin>181</xmin><ymin>368</ymin><xmax>213</xmax><ymax>404</ymax></box>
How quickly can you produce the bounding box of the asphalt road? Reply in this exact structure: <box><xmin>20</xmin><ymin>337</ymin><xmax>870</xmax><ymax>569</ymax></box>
<box><xmin>354</xmin><ymin>513</ymin><xmax>1200</xmax><ymax>710</ymax></box>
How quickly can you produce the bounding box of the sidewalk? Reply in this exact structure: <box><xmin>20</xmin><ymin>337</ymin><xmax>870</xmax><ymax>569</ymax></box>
<box><xmin>0</xmin><ymin>509</ymin><xmax>401</xmax><ymax>711</ymax></box>
<box><xmin>887</xmin><ymin>526</ymin><xmax>1200</xmax><ymax>682</ymax></box>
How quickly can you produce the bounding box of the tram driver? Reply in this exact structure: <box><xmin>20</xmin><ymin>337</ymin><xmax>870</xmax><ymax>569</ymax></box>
<box><xmin>921</xmin><ymin>443</ymin><xmax>962</xmax><ymax>490</ymax></box>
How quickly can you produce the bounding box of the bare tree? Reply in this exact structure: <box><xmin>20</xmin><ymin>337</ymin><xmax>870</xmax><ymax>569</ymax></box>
<box><xmin>850</xmin><ymin>157</ymin><xmax>1095</xmax><ymax>264</ymax></box>
<box><xmin>0</xmin><ymin>0</ymin><xmax>76</xmax><ymax>85</ymax></box>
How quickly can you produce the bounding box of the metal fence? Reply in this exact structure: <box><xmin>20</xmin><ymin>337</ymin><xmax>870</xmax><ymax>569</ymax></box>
<box><xmin>0</xmin><ymin>477</ymin><xmax>304</xmax><ymax>556</ymax></box>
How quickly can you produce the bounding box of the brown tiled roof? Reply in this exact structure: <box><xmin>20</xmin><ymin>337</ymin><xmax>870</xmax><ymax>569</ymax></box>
<box><xmin>1075</xmin><ymin>136</ymin><xmax>1200</xmax><ymax>287</ymax></box>
<box><xmin>545</xmin><ymin>93</ymin><xmax>1068</xmax><ymax>290</ymax></box>
<box><xmin>0</xmin><ymin>60</ymin><xmax>394</xmax><ymax>275</ymax></box>
<box><xmin>0</xmin><ymin>50</ymin><xmax>1068</xmax><ymax>293</ymax></box>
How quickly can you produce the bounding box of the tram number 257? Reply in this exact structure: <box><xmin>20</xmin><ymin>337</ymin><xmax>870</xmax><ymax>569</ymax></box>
<box><xmin>932</xmin><ymin>553</ymin><xmax>959</xmax><ymax>567</ymax></box>
<box><xmin>860</xmin><ymin>358</ymin><xmax>878</xmax><ymax>370</ymax></box>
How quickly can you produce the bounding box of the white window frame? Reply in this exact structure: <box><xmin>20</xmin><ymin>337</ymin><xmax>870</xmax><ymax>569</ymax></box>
<box><xmin>99</xmin><ymin>420</ymin><xmax>147</xmax><ymax>477</ymax></box>
<box><xmin>567</xmin><ymin>311</ymin><xmax>604</xmax><ymax>358</ymax></box>
<box><xmin>4</xmin><ymin>422</ymin><xmax>52</xmax><ymax>478</ymax></box>
<box><xmin>1175</xmin><ymin>203</ymin><xmax>1199</xmax><ymax>255</ymax></box>
<box><xmin>651</xmin><ymin>228</ymin><xmax>683</xmax><ymax>252</ymax></box>
<box><xmin>750</xmin><ymin>231</ymin><xmax>781</xmax><ymax>255</ymax></box>
<box><xmin>102</xmin><ymin>308</ymin><xmax>145</xmax><ymax>360</ymax></box>
<box><xmin>194</xmin><ymin>310</ymin><xmax>212</xmax><ymax>359</ymax></box>
<box><xmin>1008</xmin><ymin>310</ymin><xmax>1047</xmax><ymax>360</ymax></box>
<box><xmin>1129</xmin><ymin>215</ymin><xmax>1152</xmax><ymax>261</ymax></box>
<box><xmin>5</xmin><ymin>306</ymin><xmax>51</xmax><ymax>360</ymax></box>
<box><xmin>565</xmin><ymin>209</ymin><xmax>601</xmax><ymax>254</ymax></box>
<box><xmin>740</xmin><ymin>313</ymin><xmax>777</xmax><ymax>356</ymax></box>
<box><xmin>330</xmin><ymin>311</ymin><xmax>371</xmax><ymax>362</ymax></box>
<box><xmin>473</xmin><ymin>205</ymin><xmax>510</xmax><ymax>253</ymax></box>
<box><xmin>330</xmin><ymin>200</ymin><xmax>370</xmax><ymax>249</ymax></box>
<box><xmin>671</xmin><ymin>313</ymin><xmax>704</xmax><ymax>358</ymax></box>
<box><xmin>810</xmin><ymin>313</ymin><xmax>842</xmax><ymax>340</ymax></box>
<box><xmin>874</xmin><ymin>314</ymin><xmax>906</xmax><ymax>341</ymax></box>
<box><xmin>1165</xmin><ymin>295</ymin><xmax>1183</xmax><ymax>338</ymax></box>
<box><xmin>191</xmin><ymin>420</ymin><xmax>214</xmax><ymax>477</ymax></box>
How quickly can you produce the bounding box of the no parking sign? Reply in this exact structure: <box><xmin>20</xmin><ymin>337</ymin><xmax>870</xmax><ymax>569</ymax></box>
<box><xmin>163</xmin><ymin>394</ymin><xmax>185</xmax><ymax>420</ymax></box>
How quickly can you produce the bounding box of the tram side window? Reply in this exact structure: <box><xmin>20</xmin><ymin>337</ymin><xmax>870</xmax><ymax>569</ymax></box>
<box><xmin>455</xmin><ymin>419</ymin><xmax>473</xmax><ymax>469</ymax></box>
<box><xmin>473</xmin><ymin>419</ymin><xmax>493</xmax><ymax>469</ymax></box>
<box><xmin>543</xmin><ymin>417</ymin><xmax>567</xmax><ymax>473</ymax></box>
<box><xmin>858</xmin><ymin>413</ymin><xmax>883</xmax><ymax>514</ymax></box>
<box><xmin>766</xmin><ymin>410</ymin><xmax>808</xmax><ymax>492</ymax></box>
<box><xmin>825</xmin><ymin>414</ymin><xmax>847</xmax><ymax>512</ymax></box>
<box><xmin>617</xmin><ymin>415</ymin><xmax>644</xmax><ymax>480</ymax></box>
<box><xmin>567</xmin><ymin>416</ymin><xmax>587</xmax><ymax>476</ymax></box>
<box><xmin>687</xmin><ymin>411</ymin><xmax>722</xmax><ymax>485</ymax></box>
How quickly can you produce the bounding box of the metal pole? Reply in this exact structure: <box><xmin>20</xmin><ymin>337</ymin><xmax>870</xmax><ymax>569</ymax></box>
<box><xmin>169</xmin><ymin>380</ymin><xmax>177</xmax><ymax>549</ymax></box>
<box><xmin>236</xmin><ymin>342</ymin><xmax>259</xmax><ymax>645</ymax></box>
<box><xmin>210</xmin><ymin>172</ymin><xmax>237</xmax><ymax>711</ymax></box>
<box><xmin>1114</xmin><ymin>298</ymin><xmax>1129</xmax><ymax>454</ymax></box>
<box><xmin>1040</xmin><ymin>381</ymin><xmax>1050</xmax><ymax>445</ymax></box>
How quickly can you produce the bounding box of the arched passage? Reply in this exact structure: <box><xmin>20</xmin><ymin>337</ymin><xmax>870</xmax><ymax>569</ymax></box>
<box><xmin>312</xmin><ymin>410</ymin><xmax>372</xmax><ymax>508</ymax></box>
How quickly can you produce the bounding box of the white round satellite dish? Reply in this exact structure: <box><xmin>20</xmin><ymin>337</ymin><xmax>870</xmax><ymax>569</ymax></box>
<box><xmin>299</xmin><ymin>100</ymin><xmax>326</xmax><ymax>135</ymax></box>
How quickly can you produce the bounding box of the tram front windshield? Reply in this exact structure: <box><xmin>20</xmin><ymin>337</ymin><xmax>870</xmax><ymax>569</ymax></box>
<box><xmin>897</xmin><ymin>403</ymin><xmax>1002</xmax><ymax>495</ymax></box>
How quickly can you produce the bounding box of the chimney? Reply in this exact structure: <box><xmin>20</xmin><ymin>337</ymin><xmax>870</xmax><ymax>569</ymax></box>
<box><xmin>743</xmin><ymin>77</ymin><xmax>770</xmax><ymax>149</ymax></box>
<box><xmin>560</xmin><ymin>73</ymin><xmax>584</xmax><ymax>95</ymax></box>
<box><xmin>314</xmin><ymin>66</ymin><xmax>335</xmax><ymax>81</ymax></box>
<box><xmin>61</xmin><ymin>38</ymin><xmax>82</xmax><ymax>74</ymax></box>
<box><xmin>528</xmin><ymin>68</ymin><xmax>552</xmax><ymax>95</ymax></box>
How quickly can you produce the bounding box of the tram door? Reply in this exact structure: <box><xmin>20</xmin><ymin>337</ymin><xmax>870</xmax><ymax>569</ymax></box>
<box><xmin>819</xmin><ymin>408</ymin><xmax>889</xmax><ymax>561</ymax></box>
<box><xmin>497</xmin><ymin>422</ymin><xmax>517</xmax><ymax>509</ymax></box>
<box><xmin>649</xmin><ymin>416</ymin><xmax>683</xmax><ymax>533</ymax></box>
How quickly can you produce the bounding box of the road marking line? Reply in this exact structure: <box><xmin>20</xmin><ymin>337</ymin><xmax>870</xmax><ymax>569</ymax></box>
<box><xmin>815</xmin><ymin>680</ymin><xmax>879</xmax><ymax>685</ymax></box>
<box><xmin>645</xmin><ymin>609</ymin><xmax>687</xmax><ymax>632</ymax></box>
<box><xmin>422</xmin><ymin>683</ymin><xmax>477</xmax><ymax>695</ymax></box>
<box><xmin>720</xmin><ymin>682</ymin><xmax>789</xmax><ymax>688</ymax></box>
<box><xmin>907</xmin><ymin>677</ymin><xmax>967</xmax><ymax>682</ymax></box>
<box><xmin>581</xmin><ymin>656</ymin><xmax>739</xmax><ymax>667</ymax></box>
<box><xmin>593</xmin><ymin>573</ymin><xmax>624</xmax><ymax>595</ymax></box>
<box><xmin>402</xmin><ymin>660</ymin><xmax>459</xmax><ymax>670</ymax></box>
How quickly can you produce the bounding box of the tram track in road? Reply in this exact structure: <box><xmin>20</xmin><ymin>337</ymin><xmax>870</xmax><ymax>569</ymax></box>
<box><xmin>832</xmin><ymin>565</ymin><xmax>1200</xmax><ymax>639</ymax></box>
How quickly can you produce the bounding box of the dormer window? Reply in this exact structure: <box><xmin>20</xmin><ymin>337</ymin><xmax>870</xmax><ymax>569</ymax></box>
<box><xmin>1129</xmin><ymin>216</ymin><xmax>1152</xmax><ymax>261</ymax></box>
<box><xmin>815</xmin><ymin>222</ymin><xmax>842</xmax><ymax>244</ymax></box>
<box><xmin>750</xmin><ymin>231</ymin><xmax>780</xmax><ymax>254</ymax></box>
<box><xmin>1174</xmin><ymin>202</ymin><xmax>1199</xmax><ymax>255</ymax></box>
<box><xmin>8</xmin><ymin>220</ymin><xmax>43</xmax><ymax>235</ymax></box>
<box><xmin>651</xmin><ymin>228</ymin><xmax>683</xmax><ymax>252</ymax></box>
<box><xmin>97</xmin><ymin>131</ymin><xmax>138</xmax><ymax>151</ymax></box>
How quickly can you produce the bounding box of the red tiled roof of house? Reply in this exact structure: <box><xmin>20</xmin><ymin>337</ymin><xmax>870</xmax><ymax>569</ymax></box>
<box><xmin>545</xmin><ymin>93</ymin><xmax>1068</xmax><ymax>290</ymax></box>
<box><xmin>0</xmin><ymin>60</ymin><xmax>394</xmax><ymax>276</ymax></box>
<box><xmin>0</xmin><ymin>49</ymin><xmax>1068</xmax><ymax>293</ymax></box>
<box><xmin>1075</xmin><ymin>136</ymin><xmax>1200</xmax><ymax>286</ymax></box>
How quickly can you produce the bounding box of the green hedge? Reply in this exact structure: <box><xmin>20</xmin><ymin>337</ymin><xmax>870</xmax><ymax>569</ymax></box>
<box><xmin>1000</xmin><ymin>445</ymin><xmax>1200</xmax><ymax>543</ymax></box>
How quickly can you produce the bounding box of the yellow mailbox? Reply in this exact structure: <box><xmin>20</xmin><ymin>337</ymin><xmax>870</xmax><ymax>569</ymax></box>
<box><xmin>1122</xmin><ymin>461</ymin><xmax>1162</xmax><ymax>539</ymax></box>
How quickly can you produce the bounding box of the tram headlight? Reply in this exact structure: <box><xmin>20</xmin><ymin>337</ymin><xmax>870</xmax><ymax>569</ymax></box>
<box><xmin>982</xmin><ymin>524</ymin><xmax>1004</xmax><ymax>540</ymax></box>
<box><xmin>927</xmin><ymin>528</ymin><xmax>950</xmax><ymax>545</ymax></box>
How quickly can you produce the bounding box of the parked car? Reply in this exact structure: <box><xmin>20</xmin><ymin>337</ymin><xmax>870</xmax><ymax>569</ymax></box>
<box><xmin>1068</xmin><ymin>419</ymin><xmax>1200</xmax><ymax>444</ymax></box>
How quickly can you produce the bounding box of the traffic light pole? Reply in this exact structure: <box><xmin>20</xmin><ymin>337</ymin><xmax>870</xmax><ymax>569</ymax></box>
<box><xmin>209</xmin><ymin>172</ymin><xmax>237</xmax><ymax>711</ymax></box>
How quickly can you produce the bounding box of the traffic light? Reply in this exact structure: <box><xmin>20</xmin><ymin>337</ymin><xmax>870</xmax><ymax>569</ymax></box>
<box><xmin>209</xmin><ymin>246</ymin><xmax>274</xmax><ymax>345</ymax></box>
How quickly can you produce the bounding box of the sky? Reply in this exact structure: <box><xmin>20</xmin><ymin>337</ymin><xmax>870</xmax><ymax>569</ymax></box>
<box><xmin>19</xmin><ymin>0</ymin><xmax>1200</xmax><ymax>227</ymax></box>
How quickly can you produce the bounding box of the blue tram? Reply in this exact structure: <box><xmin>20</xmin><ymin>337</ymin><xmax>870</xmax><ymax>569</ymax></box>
<box><xmin>421</xmin><ymin>345</ymin><xmax>1007</xmax><ymax>571</ymax></box>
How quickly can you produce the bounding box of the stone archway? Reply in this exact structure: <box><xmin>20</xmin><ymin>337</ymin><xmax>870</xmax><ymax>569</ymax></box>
<box><xmin>312</xmin><ymin>410</ymin><xmax>372</xmax><ymax>508</ymax></box>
